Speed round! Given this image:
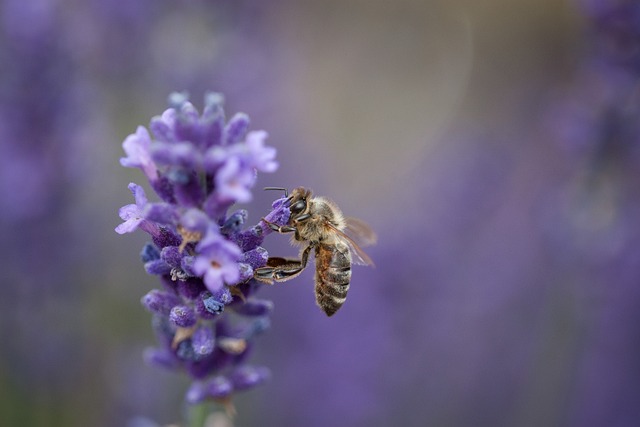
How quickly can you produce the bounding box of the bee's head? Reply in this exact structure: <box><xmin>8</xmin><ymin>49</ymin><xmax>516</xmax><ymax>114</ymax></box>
<box><xmin>289</xmin><ymin>187</ymin><xmax>312</xmax><ymax>218</ymax></box>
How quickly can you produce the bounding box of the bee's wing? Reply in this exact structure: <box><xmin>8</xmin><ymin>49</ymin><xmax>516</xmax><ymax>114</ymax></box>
<box><xmin>326</xmin><ymin>222</ymin><xmax>375</xmax><ymax>267</ymax></box>
<box><xmin>344</xmin><ymin>217</ymin><xmax>378</xmax><ymax>247</ymax></box>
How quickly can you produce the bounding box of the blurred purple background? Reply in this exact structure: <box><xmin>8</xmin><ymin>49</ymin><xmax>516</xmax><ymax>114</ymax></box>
<box><xmin>2</xmin><ymin>0</ymin><xmax>640</xmax><ymax>426</ymax></box>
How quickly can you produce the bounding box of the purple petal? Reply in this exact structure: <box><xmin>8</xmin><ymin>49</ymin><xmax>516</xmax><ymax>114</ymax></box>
<box><xmin>215</xmin><ymin>156</ymin><xmax>255</xmax><ymax>203</ymax></box>
<box><xmin>129</xmin><ymin>182</ymin><xmax>148</xmax><ymax>208</ymax></box>
<box><xmin>195</xmin><ymin>259</ymin><xmax>239</xmax><ymax>292</ymax></box>
<box><xmin>203</xmin><ymin>145</ymin><xmax>227</xmax><ymax>171</ymax></box>
<box><xmin>120</xmin><ymin>126</ymin><xmax>158</xmax><ymax>180</ymax></box>
<box><xmin>245</xmin><ymin>130</ymin><xmax>278</xmax><ymax>173</ymax></box>
<box><xmin>180</xmin><ymin>208</ymin><xmax>211</xmax><ymax>234</ymax></box>
<box><xmin>115</xmin><ymin>217</ymin><xmax>142</xmax><ymax>234</ymax></box>
<box><xmin>118</xmin><ymin>203</ymin><xmax>141</xmax><ymax>221</ymax></box>
<box><xmin>195</xmin><ymin>244</ymin><xmax>241</xmax><ymax>290</ymax></box>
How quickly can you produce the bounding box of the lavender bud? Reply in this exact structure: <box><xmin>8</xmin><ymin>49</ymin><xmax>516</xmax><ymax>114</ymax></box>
<box><xmin>180</xmin><ymin>208</ymin><xmax>210</xmax><ymax>234</ymax></box>
<box><xmin>176</xmin><ymin>340</ymin><xmax>197</xmax><ymax>361</ymax></box>
<box><xmin>144</xmin><ymin>202</ymin><xmax>178</xmax><ymax>225</ymax></box>
<box><xmin>161</xmin><ymin>246</ymin><xmax>182</xmax><ymax>268</ymax></box>
<box><xmin>168</xmin><ymin>91</ymin><xmax>190</xmax><ymax>109</ymax></box>
<box><xmin>169</xmin><ymin>305</ymin><xmax>196</xmax><ymax>328</ymax></box>
<box><xmin>229</xmin><ymin>366</ymin><xmax>271</xmax><ymax>391</ymax></box>
<box><xmin>201</xmin><ymin>103</ymin><xmax>224</xmax><ymax>148</ymax></box>
<box><xmin>151</xmin><ymin>314</ymin><xmax>176</xmax><ymax>344</ymax></box>
<box><xmin>151</xmin><ymin>226</ymin><xmax>181</xmax><ymax>249</ymax></box>
<box><xmin>174</xmin><ymin>105</ymin><xmax>200</xmax><ymax>144</ymax></box>
<box><xmin>143</xmin><ymin>347</ymin><xmax>179</xmax><ymax>370</ymax></box>
<box><xmin>141</xmin><ymin>290</ymin><xmax>180</xmax><ymax>316</ymax></box>
<box><xmin>241</xmin><ymin>247</ymin><xmax>269</xmax><ymax>270</ymax></box>
<box><xmin>192</xmin><ymin>326</ymin><xmax>215</xmax><ymax>357</ymax></box>
<box><xmin>221</xmin><ymin>209</ymin><xmax>248</xmax><ymax>236</ymax></box>
<box><xmin>206</xmin><ymin>376</ymin><xmax>234</xmax><ymax>399</ymax></box>
<box><xmin>204</xmin><ymin>92</ymin><xmax>225</xmax><ymax>110</ymax></box>
<box><xmin>250</xmin><ymin>317</ymin><xmax>271</xmax><ymax>335</ymax></box>
<box><xmin>237</xmin><ymin>263</ymin><xmax>254</xmax><ymax>283</ymax></box>
<box><xmin>257</xmin><ymin>197</ymin><xmax>290</xmax><ymax>235</ymax></box>
<box><xmin>180</xmin><ymin>255</ymin><xmax>196</xmax><ymax>277</ymax></box>
<box><xmin>223</xmin><ymin>112</ymin><xmax>251</xmax><ymax>145</ymax></box>
<box><xmin>173</xmin><ymin>170</ymin><xmax>204</xmax><ymax>207</ymax></box>
<box><xmin>150</xmin><ymin>175</ymin><xmax>176</xmax><ymax>204</ymax></box>
<box><xmin>202</xmin><ymin>294</ymin><xmax>225</xmax><ymax>315</ymax></box>
<box><xmin>140</xmin><ymin>243</ymin><xmax>160</xmax><ymax>263</ymax></box>
<box><xmin>185</xmin><ymin>382</ymin><xmax>208</xmax><ymax>404</ymax></box>
<box><xmin>234</xmin><ymin>226</ymin><xmax>264</xmax><ymax>252</ymax></box>
<box><xmin>150</xmin><ymin>142</ymin><xmax>198</xmax><ymax>169</ymax></box>
<box><xmin>195</xmin><ymin>292</ymin><xmax>218</xmax><ymax>320</ymax></box>
<box><xmin>185</xmin><ymin>375</ymin><xmax>233</xmax><ymax>404</ymax></box>
<box><xmin>144</xmin><ymin>259</ymin><xmax>172</xmax><ymax>276</ymax></box>
<box><xmin>149</xmin><ymin>116</ymin><xmax>174</xmax><ymax>143</ymax></box>
<box><xmin>176</xmin><ymin>278</ymin><xmax>205</xmax><ymax>300</ymax></box>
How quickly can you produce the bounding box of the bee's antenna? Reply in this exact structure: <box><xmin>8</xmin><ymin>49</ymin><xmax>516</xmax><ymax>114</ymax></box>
<box><xmin>264</xmin><ymin>187</ymin><xmax>288</xmax><ymax>197</ymax></box>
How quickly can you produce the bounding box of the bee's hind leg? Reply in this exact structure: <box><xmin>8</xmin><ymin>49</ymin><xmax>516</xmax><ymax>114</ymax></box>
<box><xmin>254</xmin><ymin>245</ymin><xmax>312</xmax><ymax>283</ymax></box>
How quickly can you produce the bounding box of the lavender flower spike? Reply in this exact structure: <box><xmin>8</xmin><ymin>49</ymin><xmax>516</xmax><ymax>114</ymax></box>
<box><xmin>116</xmin><ymin>92</ymin><xmax>290</xmax><ymax>413</ymax></box>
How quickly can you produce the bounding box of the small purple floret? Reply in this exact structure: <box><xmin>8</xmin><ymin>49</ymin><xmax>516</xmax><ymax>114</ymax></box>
<box><xmin>115</xmin><ymin>183</ymin><xmax>149</xmax><ymax>234</ymax></box>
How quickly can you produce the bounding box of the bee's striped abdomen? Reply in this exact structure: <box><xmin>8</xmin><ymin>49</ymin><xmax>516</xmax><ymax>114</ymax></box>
<box><xmin>314</xmin><ymin>242</ymin><xmax>352</xmax><ymax>316</ymax></box>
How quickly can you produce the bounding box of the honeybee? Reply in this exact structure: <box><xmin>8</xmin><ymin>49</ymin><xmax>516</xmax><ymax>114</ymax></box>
<box><xmin>254</xmin><ymin>187</ymin><xmax>376</xmax><ymax>316</ymax></box>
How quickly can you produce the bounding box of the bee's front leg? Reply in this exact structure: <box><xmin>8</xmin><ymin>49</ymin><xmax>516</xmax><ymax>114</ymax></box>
<box><xmin>254</xmin><ymin>245</ymin><xmax>312</xmax><ymax>283</ymax></box>
<box><xmin>261</xmin><ymin>217</ymin><xmax>296</xmax><ymax>234</ymax></box>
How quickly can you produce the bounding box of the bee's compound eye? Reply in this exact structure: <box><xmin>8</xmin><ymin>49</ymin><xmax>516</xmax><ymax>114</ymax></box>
<box><xmin>290</xmin><ymin>199</ymin><xmax>306</xmax><ymax>215</ymax></box>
